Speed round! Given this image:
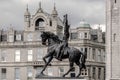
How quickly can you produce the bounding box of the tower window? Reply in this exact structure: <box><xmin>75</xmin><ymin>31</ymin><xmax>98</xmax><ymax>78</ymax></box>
<box><xmin>50</xmin><ymin>20</ymin><xmax>52</xmax><ymax>26</ymax></box>
<box><xmin>113</xmin><ymin>33</ymin><xmax>116</xmax><ymax>42</ymax></box>
<box><xmin>115</xmin><ymin>0</ymin><xmax>117</xmax><ymax>3</ymax></box>
<box><xmin>84</xmin><ymin>33</ymin><xmax>87</xmax><ymax>38</ymax></box>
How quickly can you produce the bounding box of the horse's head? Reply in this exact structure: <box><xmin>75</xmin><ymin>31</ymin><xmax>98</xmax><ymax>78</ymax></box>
<box><xmin>41</xmin><ymin>31</ymin><xmax>62</xmax><ymax>45</ymax></box>
<box><xmin>41</xmin><ymin>32</ymin><xmax>49</xmax><ymax>45</ymax></box>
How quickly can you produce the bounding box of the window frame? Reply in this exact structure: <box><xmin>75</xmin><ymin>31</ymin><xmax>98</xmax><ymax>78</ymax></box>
<box><xmin>15</xmin><ymin>50</ymin><xmax>21</xmax><ymax>62</ymax></box>
<box><xmin>28</xmin><ymin>50</ymin><xmax>33</xmax><ymax>61</ymax></box>
<box><xmin>16</xmin><ymin>34</ymin><xmax>22</xmax><ymax>41</ymax></box>
<box><xmin>1</xmin><ymin>68</ymin><xmax>7</xmax><ymax>80</ymax></box>
<box><xmin>15</xmin><ymin>68</ymin><xmax>20</xmax><ymax>80</ymax></box>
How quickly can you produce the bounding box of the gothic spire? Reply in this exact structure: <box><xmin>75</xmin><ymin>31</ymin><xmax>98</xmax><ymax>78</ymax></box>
<box><xmin>37</xmin><ymin>1</ymin><xmax>43</xmax><ymax>13</ymax></box>
<box><xmin>27</xmin><ymin>4</ymin><xmax>28</xmax><ymax>11</ymax></box>
<box><xmin>39</xmin><ymin>2</ymin><xmax>41</xmax><ymax>9</ymax></box>
<box><xmin>54</xmin><ymin>3</ymin><xmax>56</xmax><ymax>10</ymax></box>
<box><xmin>52</xmin><ymin>3</ymin><xmax>58</xmax><ymax>17</ymax></box>
<box><xmin>24</xmin><ymin>4</ymin><xmax>30</xmax><ymax>16</ymax></box>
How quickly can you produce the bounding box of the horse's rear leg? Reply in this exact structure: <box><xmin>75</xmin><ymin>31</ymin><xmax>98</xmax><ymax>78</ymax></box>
<box><xmin>41</xmin><ymin>56</ymin><xmax>53</xmax><ymax>74</ymax></box>
<box><xmin>75</xmin><ymin>62</ymin><xmax>82</xmax><ymax>77</ymax></box>
<box><xmin>62</xmin><ymin>62</ymin><xmax>74</xmax><ymax>77</ymax></box>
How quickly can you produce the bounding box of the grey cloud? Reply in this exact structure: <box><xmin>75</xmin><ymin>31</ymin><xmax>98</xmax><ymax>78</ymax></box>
<box><xmin>0</xmin><ymin>0</ymin><xmax>105</xmax><ymax>30</ymax></box>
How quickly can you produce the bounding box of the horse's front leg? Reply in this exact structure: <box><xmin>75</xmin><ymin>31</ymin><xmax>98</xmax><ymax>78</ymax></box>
<box><xmin>41</xmin><ymin>56</ymin><xmax>53</xmax><ymax>74</ymax></box>
<box><xmin>43</xmin><ymin>52</ymin><xmax>51</xmax><ymax>64</ymax></box>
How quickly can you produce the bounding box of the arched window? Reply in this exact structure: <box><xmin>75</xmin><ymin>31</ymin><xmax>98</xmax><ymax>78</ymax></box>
<box><xmin>35</xmin><ymin>18</ymin><xmax>45</xmax><ymax>30</ymax></box>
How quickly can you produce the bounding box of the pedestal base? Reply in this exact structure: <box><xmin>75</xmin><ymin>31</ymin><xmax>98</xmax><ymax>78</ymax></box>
<box><xmin>35</xmin><ymin>77</ymin><xmax>86</xmax><ymax>80</ymax></box>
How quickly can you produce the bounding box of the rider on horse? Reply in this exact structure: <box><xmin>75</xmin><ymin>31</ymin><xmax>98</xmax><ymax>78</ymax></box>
<box><xmin>56</xmin><ymin>14</ymin><xmax>70</xmax><ymax>61</ymax></box>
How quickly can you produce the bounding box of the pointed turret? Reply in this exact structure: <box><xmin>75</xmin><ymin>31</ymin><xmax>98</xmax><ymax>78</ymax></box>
<box><xmin>52</xmin><ymin>3</ymin><xmax>58</xmax><ymax>17</ymax></box>
<box><xmin>37</xmin><ymin>2</ymin><xmax>43</xmax><ymax>13</ymax></box>
<box><xmin>24</xmin><ymin>4</ymin><xmax>31</xmax><ymax>28</ymax></box>
<box><xmin>24</xmin><ymin>4</ymin><xmax>30</xmax><ymax>16</ymax></box>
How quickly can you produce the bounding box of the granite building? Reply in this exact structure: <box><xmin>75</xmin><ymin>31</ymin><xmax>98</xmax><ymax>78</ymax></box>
<box><xmin>0</xmin><ymin>3</ymin><xmax>105</xmax><ymax>80</ymax></box>
<box><xmin>106</xmin><ymin>0</ymin><xmax>120</xmax><ymax>80</ymax></box>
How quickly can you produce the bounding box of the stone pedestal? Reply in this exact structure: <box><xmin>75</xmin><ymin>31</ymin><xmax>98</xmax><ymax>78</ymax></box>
<box><xmin>35</xmin><ymin>77</ymin><xmax>86</xmax><ymax>80</ymax></box>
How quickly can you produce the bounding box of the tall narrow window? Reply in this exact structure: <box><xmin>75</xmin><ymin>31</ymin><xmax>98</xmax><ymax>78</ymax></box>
<box><xmin>85</xmin><ymin>48</ymin><xmax>87</xmax><ymax>53</ymax></box>
<box><xmin>115</xmin><ymin>0</ymin><xmax>117</xmax><ymax>3</ymax></box>
<box><xmin>15</xmin><ymin>50</ymin><xmax>20</xmax><ymax>62</ymax></box>
<box><xmin>92</xmin><ymin>67</ymin><xmax>96</xmax><ymax>79</ymax></box>
<box><xmin>15</xmin><ymin>68</ymin><xmax>20</xmax><ymax>80</ymax></box>
<box><xmin>98</xmin><ymin>68</ymin><xmax>101</xmax><ymax>79</ymax></box>
<box><xmin>50</xmin><ymin>20</ymin><xmax>52</xmax><ymax>26</ymax></box>
<box><xmin>27</xmin><ymin>67</ymin><xmax>33</xmax><ymax>80</ymax></box>
<box><xmin>85</xmin><ymin>48</ymin><xmax>87</xmax><ymax>58</ymax></box>
<box><xmin>1</xmin><ymin>34</ymin><xmax>7</xmax><ymax>41</ymax></box>
<box><xmin>59</xmin><ymin>67</ymin><xmax>64</xmax><ymax>77</ymax></box>
<box><xmin>84</xmin><ymin>33</ymin><xmax>87</xmax><ymax>38</ymax></box>
<box><xmin>47</xmin><ymin>68</ymin><xmax>53</xmax><ymax>76</ymax></box>
<box><xmin>1</xmin><ymin>68</ymin><xmax>6</xmax><ymax>80</ymax></box>
<box><xmin>28</xmin><ymin>50</ymin><xmax>33</xmax><ymax>61</ymax></box>
<box><xmin>113</xmin><ymin>33</ymin><xmax>116</xmax><ymax>42</ymax></box>
<box><xmin>16</xmin><ymin>34</ymin><xmax>22</xmax><ymax>41</ymax></box>
<box><xmin>92</xmin><ymin>48</ymin><xmax>95</xmax><ymax>60</ymax></box>
<box><xmin>36</xmin><ymin>67</ymin><xmax>43</xmax><ymax>75</ymax></box>
<box><xmin>37</xmin><ymin>49</ymin><xmax>43</xmax><ymax>61</ymax></box>
<box><xmin>79</xmin><ymin>33</ymin><xmax>82</xmax><ymax>39</ymax></box>
<box><xmin>27</xmin><ymin>33</ymin><xmax>33</xmax><ymax>41</ymax></box>
<box><xmin>103</xmin><ymin>50</ymin><xmax>105</xmax><ymax>62</ymax></box>
<box><xmin>98</xmin><ymin>49</ymin><xmax>101</xmax><ymax>62</ymax></box>
<box><xmin>1</xmin><ymin>50</ymin><xmax>6</xmax><ymax>62</ymax></box>
<box><xmin>37</xmin><ymin>33</ymin><xmax>41</xmax><ymax>41</ymax></box>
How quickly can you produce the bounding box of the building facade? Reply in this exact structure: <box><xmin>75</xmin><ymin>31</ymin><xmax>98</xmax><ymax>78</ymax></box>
<box><xmin>106</xmin><ymin>0</ymin><xmax>120</xmax><ymax>80</ymax></box>
<box><xmin>0</xmin><ymin>3</ymin><xmax>105</xmax><ymax>80</ymax></box>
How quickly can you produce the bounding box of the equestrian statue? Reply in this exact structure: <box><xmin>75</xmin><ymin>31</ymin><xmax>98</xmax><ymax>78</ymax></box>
<box><xmin>36</xmin><ymin>14</ymin><xmax>87</xmax><ymax>78</ymax></box>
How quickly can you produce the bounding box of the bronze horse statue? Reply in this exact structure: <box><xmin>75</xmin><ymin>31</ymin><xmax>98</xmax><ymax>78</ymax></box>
<box><xmin>36</xmin><ymin>31</ymin><xmax>87</xmax><ymax>78</ymax></box>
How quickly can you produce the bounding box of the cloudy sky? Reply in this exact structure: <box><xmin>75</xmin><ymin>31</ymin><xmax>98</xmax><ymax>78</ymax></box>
<box><xmin>0</xmin><ymin>0</ymin><xmax>105</xmax><ymax>31</ymax></box>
